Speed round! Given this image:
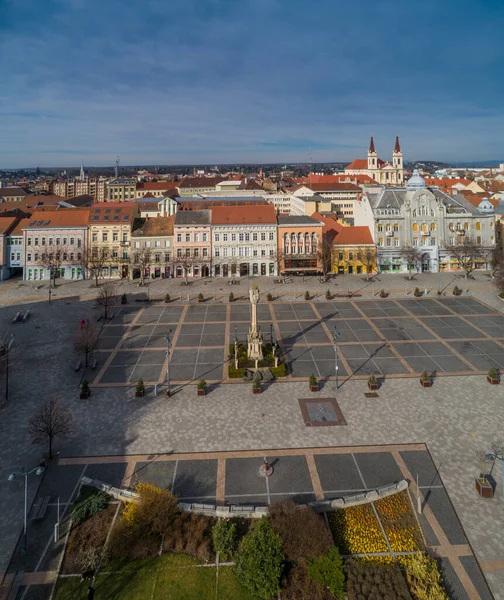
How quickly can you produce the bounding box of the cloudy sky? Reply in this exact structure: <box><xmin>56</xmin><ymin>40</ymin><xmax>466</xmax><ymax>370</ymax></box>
<box><xmin>1</xmin><ymin>0</ymin><xmax>503</xmax><ymax>168</ymax></box>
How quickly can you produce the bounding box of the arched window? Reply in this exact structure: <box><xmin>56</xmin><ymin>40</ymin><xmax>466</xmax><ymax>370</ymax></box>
<box><xmin>291</xmin><ymin>233</ymin><xmax>296</xmax><ymax>244</ymax></box>
<box><xmin>283</xmin><ymin>233</ymin><xmax>288</xmax><ymax>244</ymax></box>
<box><xmin>464</xmin><ymin>222</ymin><xmax>469</xmax><ymax>230</ymax></box>
<box><xmin>298</xmin><ymin>233</ymin><xmax>303</xmax><ymax>244</ymax></box>
<box><xmin>476</xmin><ymin>222</ymin><xmax>481</xmax><ymax>231</ymax></box>
<box><xmin>412</xmin><ymin>209</ymin><xmax>417</xmax><ymax>217</ymax></box>
<box><xmin>311</xmin><ymin>232</ymin><xmax>317</xmax><ymax>242</ymax></box>
<box><xmin>304</xmin><ymin>233</ymin><xmax>310</xmax><ymax>244</ymax></box>
<box><xmin>413</xmin><ymin>223</ymin><xmax>418</xmax><ymax>232</ymax></box>
<box><xmin>430</xmin><ymin>209</ymin><xmax>434</xmax><ymax>217</ymax></box>
<box><xmin>393</xmin><ymin>223</ymin><xmax>398</xmax><ymax>232</ymax></box>
<box><xmin>378</xmin><ymin>224</ymin><xmax>383</xmax><ymax>232</ymax></box>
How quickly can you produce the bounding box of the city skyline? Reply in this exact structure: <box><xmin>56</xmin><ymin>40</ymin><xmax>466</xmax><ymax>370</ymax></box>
<box><xmin>1</xmin><ymin>0</ymin><xmax>503</xmax><ymax>168</ymax></box>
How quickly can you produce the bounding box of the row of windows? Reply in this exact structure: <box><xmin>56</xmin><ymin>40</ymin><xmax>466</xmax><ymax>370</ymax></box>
<box><xmin>27</xmin><ymin>252</ymin><xmax>83</xmax><ymax>262</ymax></box>
<box><xmin>176</xmin><ymin>248</ymin><xmax>209</xmax><ymax>258</ymax></box>
<box><xmin>27</xmin><ymin>237</ymin><xmax>82</xmax><ymax>247</ymax></box>
<box><xmin>92</xmin><ymin>232</ymin><xmax>128</xmax><ymax>243</ymax></box>
<box><xmin>283</xmin><ymin>246</ymin><xmax>316</xmax><ymax>255</ymax></box>
<box><xmin>176</xmin><ymin>232</ymin><xmax>208</xmax><ymax>243</ymax></box>
<box><xmin>283</xmin><ymin>233</ymin><xmax>318</xmax><ymax>244</ymax></box>
<box><xmin>133</xmin><ymin>253</ymin><xmax>170</xmax><ymax>263</ymax></box>
<box><xmin>215</xmin><ymin>232</ymin><xmax>275</xmax><ymax>242</ymax></box>
<box><xmin>377</xmin><ymin>238</ymin><xmax>401</xmax><ymax>247</ymax></box>
<box><xmin>133</xmin><ymin>240</ymin><xmax>170</xmax><ymax>248</ymax></box>
<box><xmin>91</xmin><ymin>248</ymin><xmax>129</xmax><ymax>259</ymax></box>
<box><xmin>215</xmin><ymin>247</ymin><xmax>275</xmax><ymax>258</ymax></box>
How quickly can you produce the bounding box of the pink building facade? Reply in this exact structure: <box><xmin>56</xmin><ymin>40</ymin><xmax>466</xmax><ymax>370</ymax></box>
<box><xmin>173</xmin><ymin>210</ymin><xmax>212</xmax><ymax>278</ymax></box>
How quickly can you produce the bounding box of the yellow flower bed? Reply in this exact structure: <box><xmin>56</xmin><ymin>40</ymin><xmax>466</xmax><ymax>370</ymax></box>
<box><xmin>375</xmin><ymin>490</ymin><xmax>424</xmax><ymax>552</ymax></box>
<box><xmin>328</xmin><ymin>504</ymin><xmax>388</xmax><ymax>555</ymax></box>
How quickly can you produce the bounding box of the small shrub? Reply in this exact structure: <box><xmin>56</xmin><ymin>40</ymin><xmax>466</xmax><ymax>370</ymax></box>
<box><xmin>121</xmin><ymin>293</ymin><xmax>127</xmax><ymax>304</ymax></box>
<box><xmin>453</xmin><ymin>285</ymin><xmax>461</xmax><ymax>296</ymax></box>
<box><xmin>122</xmin><ymin>482</ymin><xmax>178</xmax><ymax>537</ymax></box>
<box><xmin>420</xmin><ymin>370</ymin><xmax>429</xmax><ymax>382</ymax></box>
<box><xmin>72</xmin><ymin>487</ymin><xmax>110</xmax><ymax>525</ymax></box>
<box><xmin>212</xmin><ymin>519</ymin><xmax>237</xmax><ymax>561</ymax></box>
<box><xmin>229</xmin><ymin>292</ymin><xmax>234</xmax><ymax>302</ymax></box>
<box><xmin>414</xmin><ymin>287</ymin><xmax>422</xmax><ymax>296</ymax></box>
<box><xmin>136</xmin><ymin>378</ymin><xmax>145</xmax><ymax>393</ymax></box>
<box><xmin>234</xmin><ymin>517</ymin><xmax>285</xmax><ymax>600</ymax></box>
<box><xmin>198</xmin><ymin>292</ymin><xmax>204</xmax><ymax>302</ymax></box>
<box><xmin>164</xmin><ymin>293</ymin><xmax>170</xmax><ymax>303</ymax></box>
<box><xmin>252</xmin><ymin>372</ymin><xmax>261</xmax><ymax>389</ymax></box>
<box><xmin>267</xmin><ymin>292</ymin><xmax>273</xmax><ymax>301</ymax></box>
<box><xmin>488</xmin><ymin>367</ymin><xmax>498</xmax><ymax>379</ymax></box>
<box><xmin>368</xmin><ymin>374</ymin><xmax>377</xmax><ymax>386</ymax></box>
<box><xmin>270</xmin><ymin>363</ymin><xmax>287</xmax><ymax>378</ymax></box>
<box><xmin>325</xmin><ymin>289</ymin><xmax>331</xmax><ymax>300</ymax></box>
<box><xmin>283</xmin><ymin>565</ymin><xmax>338</xmax><ymax>600</ymax></box>
<box><xmin>228</xmin><ymin>365</ymin><xmax>245</xmax><ymax>378</ymax></box>
<box><xmin>380</xmin><ymin>289</ymin><xmax>387</xmax><ymax>298</ymax></box>
<box><xmin>309</xmin><ymin>374</ymin><xmax>317</xmax><ymax>387</ymax></box>
<box><xmin>81</xmin><ymin>380</ymin><xmax>89</xmax><ymax>393</ymax></box>
<box><xmin>307</xmin><ymin>547</ymin><xmax>345</xmax><ymax>599</ymax></box>
<box><xmin>197</xmin><ymin>378</ymin><xmax>206</xmax><ymax>390</ymax></box>
<box><xmin>304</xmin><ymin>291</ymin><xmax>310</xmax><ymax>300</ymax></box>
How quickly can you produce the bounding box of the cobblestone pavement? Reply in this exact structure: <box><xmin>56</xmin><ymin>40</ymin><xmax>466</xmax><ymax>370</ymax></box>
<box><xmin>1</xmin><ymin>275</ymin><xmax>504</xmax><ymax>598</ymax></box>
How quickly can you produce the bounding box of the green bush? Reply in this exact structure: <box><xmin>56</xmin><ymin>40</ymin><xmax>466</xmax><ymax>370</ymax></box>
<box><xmin>304</xmin><ymin>291</ymin><xmax>310</xmax><ymax>300</ymax></box>
<box><xmin>228</xmin><ymin>365</ymin><xmax>245</xmax><ymax>378</ymax></box>
<box><xmin>136</xmin><ymin>378</ymin><xmax>145</xmax><ymax>393</ymax></box>
<box><xmin>212</xmin><ymin>519</ymin><xmax>237</xmax><ymax>562</ymax></box>
<box><xmin>234</xmin><ymin>517</ymin><xmax>285</xmax><ymax>600</ymax></box>
<box><xmin>198</xmin><ymin>293</ymin><xmax>204</xmax><ymax>301</ymax></box>
<box><xmin>488</xmin><ymin>367</ymin><xmax>498</xmax><ymax>379</ymax></box>
<box><xmin>197</xmin><ymin>378</ymin><xmax>206</xmax><ymax>390</ymax></box>
<box><xmin>309</xmin><ymin>374</ymin><xmax>317</xmax><ymax>387</ymax></box>
<box><xmin>164</xmin><ymin>293</ymin><xmax>170</xmax><ymax>303</ymax></box>
<box><xmin>72</xmin><ymin>486</ymin><xmax>110</xmax><ymax>525</ymax></box>
<box><xmin>307</xmin><ymin>547</ymin><xmax>345</xmax><ymax>599</ymax></box>
<box><xmin>271</xmin><ymin>363</ymin><xmax>287</xmax><ymax>378</ymax></box>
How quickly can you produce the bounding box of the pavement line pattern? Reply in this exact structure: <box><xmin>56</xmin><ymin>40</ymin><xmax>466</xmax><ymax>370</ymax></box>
<box><xmin>481</xmin><ymin>559</ymin><xmax>504</xmax><ymax>573</ymax></box>
<box><xmin>392</xmin><ymin>450</ymin><xmax>480</xmax><ymax>600</ymax></box>
<box><xmin>305</xmin><ymin>452</ymin><xmax>324</xmax><ymax>500</ymax></box>
<box><xmin>216</xmin><ymin>458</ymin><xmax>226</xmax><ymax>504</ymax></box>
<box><xmin>122</xmin><ymin>460</ymin><xmax>137</xmax><ymax>488</ymax></box>
<box><xmin>20</xmin><ymin>571</ymin><xmax>56</xmax><ymax>585</ymax></box>
<box><xmin>158</xmin><ymin>304</ymin><xmax>188</xmax><ymax>386</ymax></box>
<box><xmin>311</xmin><ymin>302</ymin><xmax>352</xmax><ymax>376</ymax></box>
<box><xmin>222</xmin><ymin>304</ymin><xmax>231</xmax><ymax>380</ymax></box>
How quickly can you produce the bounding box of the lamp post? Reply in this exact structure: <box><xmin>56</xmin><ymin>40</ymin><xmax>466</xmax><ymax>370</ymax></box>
<box><xmin>165</xmin><ymin>329</ymin><xmax>172</xmax><ymax>396</ymax></box>
<box><xmin>270</xmin><ymin>323</ymin><xmax>273</xmax><ymax>345</ymax></box>
<box><xmin>5</xmin><ymin>334</ymin><xmax>14</xmax><ymax>402</ymax></box>
<box><xmin>8</xmin><ymin>465</ymin><xmax>45</xmax><ymax>552</ymax></box>
<box><xmin>437</xmin><ymin>257</ymin><xmax>441</xmax><ymax>295</ymax></box>
<box><xmin>332</xmin><ymin>325</ymin><xmax>341</xmax><ymax>391</ymax></box>
<box><xmin>234</xmin><ymin>326</ymin><xmax>238</xmax><ymax>369</ymax></box>
<box><xmin>48</xmin><ymin>287</ymin><xmax>52</xmax><ymax>303</ymax></box>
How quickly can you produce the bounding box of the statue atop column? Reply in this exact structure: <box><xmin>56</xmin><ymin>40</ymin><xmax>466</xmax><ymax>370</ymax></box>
<box><xmin>247</xmin><ymin>285</ymin><xmax>263</xmax><ymax>361</ymax></box>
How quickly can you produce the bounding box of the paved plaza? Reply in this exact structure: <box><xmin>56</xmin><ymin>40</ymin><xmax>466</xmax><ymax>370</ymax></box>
<box><xmin>92</xmin><ymin>296</ymin><xmax>504</xmax><ymax>387</ymax></box>
<box><xmin>1</xmin><ymin>273</ymin><xmax>504</xmax><ymax>599</ymax></box>
<box><xmin>6</xmin><ymin>444</ymin><xmax>495</xmax><ymax>600</ymax></box>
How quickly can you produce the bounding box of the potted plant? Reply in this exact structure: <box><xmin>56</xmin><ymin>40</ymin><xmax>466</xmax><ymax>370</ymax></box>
<box><xmin>309</xmin><ymin>373</ymin><xmax>318</xmax><ymax>392</ymax></box>
<box><xmin>487</xmin><ymin>367</ymin><xmax>499</xmax><ymax>385</ymax></box>
<box><xmin>304</xmin><ymin>291</ymin><xmax>310</xmax><ymax>301</ymax></box>
<box><xmin>420</xmin><ymin>370</ymin><xmax>431</xmax><ymax>388</ymax></box>
<box><xmin>252</xmin><ymin>373</ymin><xmax>261</xmax><ymax>394</ymax></box>
<box><xmin>414</xmin><ymin>287</ymin><xmax>422</xmax><ymax>298</ymax></box>
<box><xmin>325</xmin><ymin>289</ymin><xmax>331</xmax><ymax>300</ymax></box>
<box><xmin>267</xmin><ymin>292</ymin><xmax>273</xmax><ymax>302</ymax></box>
<box><xmin>80</xmin><ymin>380</ymin><xmax>91</xmax><ymax>399</ymax></box>
<box><xmin>368</xmin><ymin>374</ymin><xmax>378</xmax><ymax>391</ymax></box>
<box><xmin>379</xmin><ymin>289</ymin><xmax>387</xmax><ymax>298</ymax></box>
<box><xmin>229</xmin><ymin>292</ymin><xmax>234</xmax><ymax>303</ymax></box>
<box><xmin>198</xmin><ymin>293</ymin><xmax>204</xmax><ymax>303</ymax></box>
<box><xmin>135</xmin><ymin>378</ymin><xmax>145</xmax><ymax>397</ymax></box>
<box><xmin>197</xmin><ymin>379</ymin><xmax>206</xmax><ymax>396</ymax></box>
<box><xmin>121</xmin><ymin>293</ymin><xmax>127</xmax><ymax>304</ymax></box>
<box><xmin>164</xmin><ymin>293</ymin><xmax>170</xmax><ymax>303</ymax></box>
<box><xmin>453</xmin><ymin>285</ymin><xmax>462</xmax><ymax>296</ymax></box>
<box><xmin>475</xmin><ymin>451</ymin><xmax>495</xmax><ymax>498</ymax></box>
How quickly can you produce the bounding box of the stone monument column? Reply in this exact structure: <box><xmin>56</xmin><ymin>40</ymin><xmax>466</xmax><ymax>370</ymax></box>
<box><xmin>247</xmin><ymin>285</ymin><xmax>263</xmax><ymax>361</ymax></box>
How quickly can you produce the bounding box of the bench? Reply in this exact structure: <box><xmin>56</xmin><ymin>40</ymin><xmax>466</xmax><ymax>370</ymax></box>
<box><xmin>91</xmin><ymin>359</ymin><xmax>97</xmax><ymax>370</ymax></box>
<box><xmin>74</xmin><ymin>360</ymin><xmax>82</xmax><ymax>373</ymax></box>
<box><xmin>22</xmin><ymin>309</ymin><xmax>31</xmax><ymax>322</ymax></box>
<box><xmin>12</xmin><ymin>312</ymin><xmax>21</xmax><ymax>324</ymax></box>
<box><xmin>31</xmin><ymin>496</ymin><xmax>50</xmax><ymax>521</ymax></box>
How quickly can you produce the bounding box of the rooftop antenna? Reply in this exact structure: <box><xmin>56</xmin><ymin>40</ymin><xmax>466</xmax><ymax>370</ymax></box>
<box><xmin>115</xmin><ymin>156</ymin><xmax>119</xmax><ymax>179</ymax></box>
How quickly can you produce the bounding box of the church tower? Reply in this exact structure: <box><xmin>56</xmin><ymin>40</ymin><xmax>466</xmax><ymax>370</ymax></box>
<box><xmin>79</xmin><ymin>162</ymin><xmax>85</xmax><ymax>181</ymax></box>
<box><xmin>392</xmin><ymin>136</ymin><xmax>403</xmax><ymax>182</ymax></box>
<box><xmin>367</xmin><ymin>136</ymin><xmax>377</xmax><ymax>171</ymax></box>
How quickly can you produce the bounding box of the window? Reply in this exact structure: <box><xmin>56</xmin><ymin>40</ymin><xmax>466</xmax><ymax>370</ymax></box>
<box><xmin>339</xmin><ymin>252</ymin><xmax>344</xmax><ymax>260</ymax></box>
<box><xmin>349</xmin><ymin>252</ymin><xmax>354</xmax><ymax>260</ymax></box>
<box><xmin>185</xmin><ymin>248</ymin><xmax>190</xmax><ymax>257</ymax></box>
<box><xmin>27</xmin><ymin>254</ymin><xmax>32</xmax><ymax>261</ymax></box>
<box><xmin>177</xmin><ymin>248</ymin><xmax>182</xmax><ymax>258</ymax></box>
<box><xmin>27</xmin><ymin>238</ymin><xmax>32</xmax><ymax>246</ymax></box>
<box><xmin>77</xmin><ymin>238</ymin><xmax>81</xmax><ymax>248</ymax></box>
<box><xmin>378</xmin><ymin>238</ymin><xmax>384</xmax><ymax>247</ymax></box>
<box><xmin>477</xmin><ymin>236</ymin><xmax>481</xmax><ymax>244</ymax></box>
<box><xmin>269</xmin><ymin>232</ymin><xmax>274</xmax><ymax>241</ymax></box>
<box><xmin>223</xmin><ymin>247</ymin><xmax>228</xmax><ymax>257</ymax></box>
<box><xmin>185</xmin><ymin>233</ymin><xmax>190</xmax><ymax>242</ymax></box>
<box><xmin>252</xmin><ymin>233</ymin><xmax>257</xmax><ymax>241</ymax></box>
<box><xmin>165</xmin><ymin>240</ymin><xmax>170</xmax><ymax>247</ymax></box>
<box><xmin>202</xmin><ymin>232</ymin><xmax>207</xmax><ymax>242</ymax></box>
<box><xmin>49</xmin><ymin>238</ymin><xmax>53</xmax><ymax>245</ymax></box>
<box><xmin>215</xmin><ymin>248</ymin><xmax>220</xmax><ymax>258</ymax></box>
<box><xmin>11</xmin><ymin>253</ymin><xmax>15</xmax><ymax>261</ymax></box>
<box><xmin>393</xmin><ymin>224</ymin><xmax>398</xmax><ymax>232</ymax></box>
<box><xmin>464</xmin><ymin>222</ymin><xmax>469</xmax><ymax>230</ymax></box>
<box><xmin>177</xmin><ymin>233</ymin><xmax>182</xmax><ymax>242</ymax></box>
<box><xmin>231</xmin><ymin>233</ymin><xmax>236</xmax><ymax>241</ymax></box>
<box><xmin>223</xmin><ymin>233</ymin><xmax>228</xmax><ymax>242</ymax></box>
<box><xmin>215</xmin><ymin>233</ymin><xmax>220</xmax><ymax>242</ymax></box>
<box><xmin>386</xmin><ymin>238</ymin><xmax>391</xmax><ymax>246</ymax></box>
<box><xmin>378</xmin><ymin>224</ymin><xmax>383</xmax><ymax>232</ymax></box>
<box><xmin>194</xmin><ymin>248</ymin><xmax>199</xmax><ymax>257</ymax></box>
<box><xmin>112</xmin><ymin>248</ymin><xmax>118</xmax><ymax>258</ymax></box>
<box><xmin>155</xmin><ymin>241</ymin><xmax>161</xmax><ymax>248</ymax></box>
<box><xmin>155</xmin><ymin>253</ymin><xmax>161</xmax><ymax>262</ymax></box>
<box><xmin>164</xmin><ymin>252</ymin><xmax>170</xmax><ymax>262</ymax></box>
<box><xmin>270</xmin><ymin>249</ymin><xmax>274</xmax><ymax>256</ymax></box>
<box><xmin>231</xmin><ymin>247</ymin><xmax>236</xmax><ymax>257</ymax></box>
<box><xmin>394</xmin><ymin>238</ymin><xmax>399</xmax><ymax>247</ymax></box>
<box><xmin>56</xmin><ymin>238</ymin><xmax>61</xmax><ymax>245</ymax></box>
<box><xmin>245</xmin><ymin>233</ymin><xmax>250</xmax><ymax>241</ymax></box>
<box><xmin>413</xmin><ymin>238</ymin><xmax>418</xmax><ymax>246</ymax></box>
<box><xmin>412</xmin><ymin>223</ymin><xmax>418</xmax><ymax>232</ymax></box>
<box><xmin>134</xmin><ymin>241</ymin><xmax>140</xmax><ymax>248</ymax></box>
<box><xmin>146</xmin><ymin>241</ymin><xmax>151</xmax><ymax>248</ymax></box>
<box><xmin>431</xmin><ymin>223</ymin><xmax>435</xmax><ymax>230</ymax></box>
<box><xmin>194</xmin><ymin>232</ymin><xmax>199</xmax><ymax>242</ymax></box>
<box><xmin>70</xmin><ymin>237</ymin><xmax>74</xmax><ymax>246</ymax></box>
<box><xmin>102</xmin><ymin>233</ymin><xmax>108</xmax><ymax>242</ymax></box>
<box><xmin>203</xmin><ymin>248</ymin><xmax>208</xmax><ymax>257</ymax></box>
<box><xmin>113</xmin><ymin>232</ymin><xmax>119</xmax><ymax>242</ymax></box>
<box><xmin>476</xmin><ymin>222</ymin><xmax>481</xmax><ymax>231</ymax></box>
<box><xmin>92</xmin><ymin>233</ymin><xmax>98</xmax><ymax>242</ymax></box>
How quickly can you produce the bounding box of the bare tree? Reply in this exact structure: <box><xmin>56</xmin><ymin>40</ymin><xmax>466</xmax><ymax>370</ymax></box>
<box><xmin>445</xmin><ymin>238</ymin><xmax>484</xmax><ymax>279</ymax></box>
<box><xmin>489</xmin><ymin>245</ymin><xmax>504</xmax><ymax>279</ymax></box>
<box><xmin>130</xmin><ymin>247</ymin><xmax>152</xmax><ymax>286</ymax></box>
<box><xmin>28</xmin><ymin>397</ymin><xmax>73</xmax><ymax>459</ymax></box>
<box><xmin>96</xmin><ymin>282</ymin><xmax>117</xmax><ymax>320</ymax></box>
<box><xmin>401</xmin><ymin>245</ymin><xmax>423</xmax><ymax>279</ymax></box>
<box><xmin>74</xmin><ymin>321</ymin><xmax>100</xmax><ymax>367</ymax></box>
<box><xmin>317</xmin><ymin>233</ymin><xmax>335</xmax><ymax>279</ymax></box>
<box><xmin>80</xmin><ymin>247</ymin><xmax>109</xmax><ymax>287</ymax></box>
<box><xmin>38</xmin><ymin>245</ymin><xmax>72</xmax><ymax>287</ymax></box>
<box><xmin>357</xmin><ymin>247</ymin><xmax>377</xmax><ymax>280</ymax></box>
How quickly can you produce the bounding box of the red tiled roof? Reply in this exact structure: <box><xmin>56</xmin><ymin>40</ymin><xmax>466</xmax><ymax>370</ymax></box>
<box><xmin>0</xmin><ymin>216</ymin><xmax>18</xmax><ymax>234</ymax></box>
<box><xmin>25</xmin><ymin>209</ymin><xmax>90</xmax><ymax>228</ymax></box>
<box><xmin>345</xmin><ymin>158</ymin><xmax>385</xmax><ymax>170</ymax></box>
<box><xmin>136</xmin><ymin>181</ymin><xmax>178</xmax><ymax>190</ymax></box>
<box><xmin>10</xmin><ymin>218</ymin><xmax>31</xmax><ymax>236</ymax></box>
<box><xmin>334</xmin><ymin>226</ymin><xmax>374</xmax><ymax>246</ymax></box>
<box><xmin>424</xmin><ymin>177</ymin><xmax>471</xmax><ymax>188</ymax></box>
<box><xmin>132</xmin><ymin>215</ymin><xmax>174</xmax><ymax>237</ymax></box>
<box><xmin>178</xmin><ymin>177</ymin><xmax>225</xmax><ymax>189</ymax></box>
<box><xmin>302</xmin><ymin>182</ymin><xmax>362</xmax><ymax>192</ymax></box>
<box><xmin>311</xmin><ymin>212</ymin><xmax>343</xmax><ymax>240</ymax></box>
<box><xmin>89</xmin><ymin>202</ymin><xmax>136</xmax><ymax>224</ymax></box>
<box><xmin>211</xmin><ymin>204</ymin><xmax>276</xmax><ymax>225</ymax></box>
<box><xmin>179</xmin><ymin>199</ymin><xmax>268</xmax><ymax>210</ymax></box>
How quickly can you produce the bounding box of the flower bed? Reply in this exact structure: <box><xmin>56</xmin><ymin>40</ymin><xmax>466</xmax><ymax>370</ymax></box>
<box><xmin>328</xmin><ymin>504</ymin><xmax>388</xmax><ymax>554</ymax></box>
<box><xmin>375</xmin><ymin>490</ymin><xmax>424</xmax><ymax>552</ymax></box>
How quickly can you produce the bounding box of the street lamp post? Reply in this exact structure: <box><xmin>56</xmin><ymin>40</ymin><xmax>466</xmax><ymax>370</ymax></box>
<box><xmin>165</xmin><ymin>329</ymin><xmax>172</xmax><ymax>397</ymax></box>
<box><xmin>5</xmin><ymin>334</ymin><xmax>14</xmax><ymax>403</ymax></box>
<box><xmin>332</xmin><ymin>325</ymin><xmax>341</xmax><ymax>391</ymax></box>
<box><xmin>270</xmin><ymin>323</ymin><xmax>273</xmax><ymax>345</ymax></box>
<box><xmin>8</xmin><ymin>465</ymin><xmax>45</xmax><ymax>552</ymax></box>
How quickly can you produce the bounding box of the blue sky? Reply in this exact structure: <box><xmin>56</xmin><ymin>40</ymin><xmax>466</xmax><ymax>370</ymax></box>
<box><xmin>1</xmin><ymin>0</ymin><xmax>503</xmax><ymax>168</ymax></box>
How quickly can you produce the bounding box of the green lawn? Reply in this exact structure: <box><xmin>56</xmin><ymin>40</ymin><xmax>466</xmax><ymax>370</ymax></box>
<box><xmin>53</xmin><ymin>554</ymin><xmax>258</xmax><ymax>600</ymax></box>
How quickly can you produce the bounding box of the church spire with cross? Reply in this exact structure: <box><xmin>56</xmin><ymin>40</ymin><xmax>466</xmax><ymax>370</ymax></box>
<box><xmin>79</xmin><ymin>162</ymin><xmax>85</xmax><ymax>181</ymax></box>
